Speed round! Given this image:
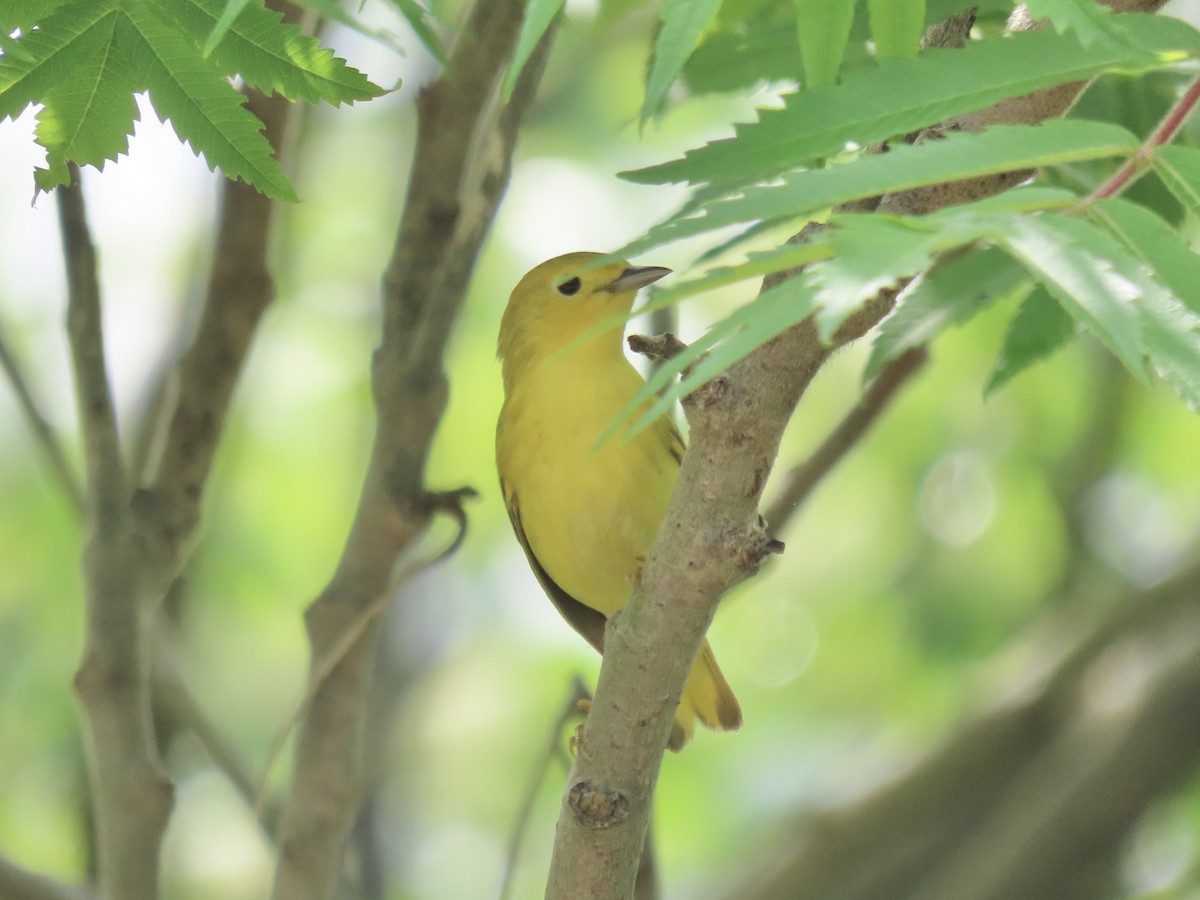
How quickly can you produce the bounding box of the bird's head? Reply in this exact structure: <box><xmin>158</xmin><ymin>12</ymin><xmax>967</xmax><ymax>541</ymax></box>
<box><xmin>497</xmin><ymin>252</ymin><xmax>670</xmax><ymax>379</ymax></box>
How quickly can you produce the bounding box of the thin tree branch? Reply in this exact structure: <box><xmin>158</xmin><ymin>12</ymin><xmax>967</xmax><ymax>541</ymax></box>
<box><xmin>499</xmin><ymin>677</ymin><xmax>591</xmax><ymax>900</ymax></box>
<box><xmin>763</xmin><ymin>346</ymin><xmax>928</xmax><ymax>533</ymax></box>
<box><xmin>59</xmin><ymin>169</ymin><xmax>125</xmax><ymax>517</ymax></box>
<box><xmin>60</xmin><ymin>167</ymin><xmax>172</xmax><ymax>900</ymax></box>
<box><xmin>140</xmin><ymin>82</ymin><xmax>293</xmax><ymax>540</ymax></box>
<box><xmin>149</xmin><ymin>635</ymin><xmax>270</xmax><ymax>831</ymax></box>
<box><xmin>543</xmin><ymin>3</ymin><xmax>1171</xmax><ymax>897</ymax></box>
<box><xmin>0</xmin><ymin>316</ymin><xmax>84</xmax><ymax>512</ymax></box>
<box><xmin>66</xmin><ymin>6</ymin><xmax>301</xmax><ymax>890</ymax></box>
<box><xmin>3</xmin><ymin>307</ymin><xmax>271</xmax><ymax>850</ymax></box>
<box><xmin>0</xmin><ymin>854</ymin><xmax>92</xmax><ymax>900</ymax></box>
<box><xmin>722</xmin><ymin>559</ymin><xmax>1200</xmax><ymax>900</ymax></box>
<box><xmin>270</xmin><ymin>5</ymin><xmax>558</xmax><ymax>896</ymax></box>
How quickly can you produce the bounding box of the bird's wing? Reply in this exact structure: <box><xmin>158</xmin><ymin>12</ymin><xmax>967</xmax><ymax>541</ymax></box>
<box><xmin>501</xmin><ymin>480</ymin><xmax>607</xmax><ymax>654</ymax></box>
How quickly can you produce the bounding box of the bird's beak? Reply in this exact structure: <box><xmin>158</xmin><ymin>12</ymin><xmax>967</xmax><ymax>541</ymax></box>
<box><xmin>601</xmin><ymin>265</ymin><xmax>672</xmax><ymax>293</ymax></box>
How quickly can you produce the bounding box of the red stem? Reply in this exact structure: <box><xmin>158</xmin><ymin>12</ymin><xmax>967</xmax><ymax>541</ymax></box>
<box><xmin>1086</xmin><ymin>73</ymin><xmax>1200</xmax><ymax>203</ymax></box>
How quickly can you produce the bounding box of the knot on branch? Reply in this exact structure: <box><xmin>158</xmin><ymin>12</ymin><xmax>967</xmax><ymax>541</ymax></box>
<box><xmin>567</xmin><ymin>780</ymin><xmax>629</xmax><ymax>830</ymax></box>
<box><xmin>627</xmin><ymin>332</ymin><xmax>687</xmax><ymax>362</ymax></box>
<box><xmin>720</xmin><ymin>520</ymin><xmax>785</xmax><ymax>574</ymax></box>
<box><xmin>685</xmin><ymin>374</ymin><xmax>730</xmax><ymax>410</ymax></box>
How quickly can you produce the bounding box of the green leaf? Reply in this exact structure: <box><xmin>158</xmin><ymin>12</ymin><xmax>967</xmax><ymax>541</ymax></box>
<box><xmin>650</xmin><ymin>239</ymin><xmax>836</xmax><ymax>308</ymax></box>
<box><xmin>502</xmin><ymin>0</ymin><xmax>563</xmax><ymax>99</ymax></box>
<box><xmin>622</xmin><ymin>276</ymin><xmax>823</xmax><ymax>439</ymax></box>
<box><xmin>33</xmin><ymin>13</ymin><xmax>139</xmax><ymax>192</ymax></box>
<box><xmin>795</xmin><ymin>0</ymin><xmax>855</xmax><ymax>88</ymax></box>
<box><xmin>286</xmin><ymin>0</ymin><xmax>413</xmax><ymax>57</ymax></box>
<box><xmin>388</xmin><ymin>0</ymin><xmax>447</xmax><ymax>63</ymax></box>
<box><xmin>621</xmin><ymin>120</ymin><xmax>1133</xmax><ymax>256</ymax></box>
<box><xmin>200</xmin><ymin>0</ymin><xmax>250</xmax><ymax>55</ymax></box>
<box><xmin>119</xmin><ymin>5</ymin><xmax>298</xmax><ymax>200</ymax></box>
<box><xmin>868</xmin><ymin>245</ymin><xmax>1029</xmax><ymax>378</ymax></box>
<box><xmin>1</xmin><ymin>0</ymin><xmax>76</xmax><ymax>35</ymax></box>
<box><xmin>683</xmin><ymin>3</ymin><xmax>803</xmax><ymax>95</ymax></box>
<box><xmin>1091</xmin><ymin>197</ymin><xmax>1200</xmax><ymax>315</ymax></box>
<box><xmin>811</xmin><ymin>215</ymin><xmax>940</xmax><ymax>340</ymax></box>
<box><xmin>0</xmin><ymin>1</ymin><xmax>118</xmax><ymax>124</ymax></box>
<box><xmin>621</xmin><ymin>14</ymin><xmax>1200</xmax><ymax>187</ymax></box>
<box><xmin>1139</xmin><ymin>287</ymin><xmax>1200</xmax><ymax>413</ymax></box>
<box><xmin>994</xmin><ymin>215</ymin><xmax>1145</xmax><ymax>380</ymax></box>
<box><xmin>1</xmin><ymin>0</ymin><xmax>386</xmax><ymax>198</ymax></box>
<box><xmin>985</xmin><ymin>284</ymin><xmax>1075</xmax><ymax>395</ymax></box>
<box><xmin>1153</xmin><ymin>144</ymin><xmax>1200</xmax><ymax>219</ymax></box>
<box><xmin>157</xmin><ymin>0</ymin><xmax>385</xmax><ymax>106</ymax></box>
<box><xmin>642</xmin><ymin>0</ymin><xmax>722</xmax><ymax>119</ymax></box>
<box><xmin>868</xmin><ymin>0</ymin><xmax>924</xmax><ymax>60</ymax></box>
<box><xmin>1022</xmin><ymin>0</ymin><xmax>1119</xmax><ymax>45</ymax></box>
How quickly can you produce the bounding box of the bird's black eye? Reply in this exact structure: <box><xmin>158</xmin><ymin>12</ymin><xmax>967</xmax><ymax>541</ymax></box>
<box><xmin>556</xmin><ymin>276</ymin><xmax>582</xmax><ymax>296</ymax></box>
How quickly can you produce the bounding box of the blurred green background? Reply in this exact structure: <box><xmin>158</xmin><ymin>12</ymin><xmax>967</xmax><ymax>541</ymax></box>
<box><xmin>3</xmin><ymin>2</ymin><xmax>1200</xmax><ymax>898</ymax></box>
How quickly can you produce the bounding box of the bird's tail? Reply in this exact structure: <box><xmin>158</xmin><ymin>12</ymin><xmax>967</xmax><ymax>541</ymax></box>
<box><xmin>668</xmin><ymin>640</ymin><xmax>742</xmax><ymax>751</ymax></box>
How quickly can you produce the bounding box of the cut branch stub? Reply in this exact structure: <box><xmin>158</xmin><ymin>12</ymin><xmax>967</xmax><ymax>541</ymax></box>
<box><xmin>568</xmin><ymin>780</ymin><xmax>631</xmax><ymax>830</ymax></box>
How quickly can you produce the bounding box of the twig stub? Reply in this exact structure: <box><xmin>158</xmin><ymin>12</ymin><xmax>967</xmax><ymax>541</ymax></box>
<box><xmin>627</xmin><ymin>332</ymin><xmax>687</xmax><ymax>362</ymax></box>
<box><xmin>568</xmin><ymin>781</ymin><xmax>630</xmax><ymax>830</ymax></box>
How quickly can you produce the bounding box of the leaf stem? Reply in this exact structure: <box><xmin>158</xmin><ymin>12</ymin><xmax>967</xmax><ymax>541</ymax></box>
<box><xmin>1084</xmin><ymin>72</ymin><xmax>1200</xmax><ymax>204</ymax></box>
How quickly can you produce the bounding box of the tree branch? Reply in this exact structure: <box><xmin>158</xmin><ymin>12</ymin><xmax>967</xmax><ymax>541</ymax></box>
<box><xmin>140</xmin><ymin>81</ymin><xmax>293</xmax><ymax>543</ymax></box>
<box><xmin>722</xmin><ymin>559</ymin><xmax>1200</xmax><ymax>900</ymax></box>
<box><xmin>763</xmin><ymin>346</ymin><xmax>927</xmax><ymax>534</ymax></box>
<box><xmin>0</xmin><ymin>854</ymin><xmax>92</xmax><ymax>900</ymax></box>
<box><xmin>66</xmin><ymin>9</ymin><xmax>300</xmax><ymax>890</ymax></box>
<box><xmin>60</xmin><ymin>167</ymin><xmax>173</xmax><ymax>900</ymax></box>
<box><xmin>544</xmin><ymin>3</ymin><xmax>1171</xmax><ymax>897</ymax></box>
<box><xmin>0</xmin><ymin>315</ymin><xmax>84</xmax><ymax>512</ymax></box>
<box><xmin>270</xmin><ymin>5</ymin><xmax>558</xmax><ymax>897</ymax></box>
<box><xmin>59</xmin><ymin>169</ymin><xmax>125</xmax><ymax>517</ymax></box>
<box><xmin>499</xmin><ymin>677</ymin><xmax>590</xmax><ymax>900</ymax></box>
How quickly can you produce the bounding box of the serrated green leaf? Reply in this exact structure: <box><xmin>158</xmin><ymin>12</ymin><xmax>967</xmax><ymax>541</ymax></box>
<box><xmin>795</xmin><ymin>0</ymin><xmax>855</xmax><ymax>88</ymax></box>
<box><xmin>0</xmin><ymin>0</ymin><xmax>75</xmax><ymax>35</ymax></box>
<box><xmin>288</xmin><ymin>0</ymin><xmax>413</xmax><ymax>57</ymax></box>
<box><xmin>1139</xmin><ymin>288</ymin><xmax>1200</xmax><ymax>413</ymax></box>
<box><xmin>201</xmin><ymin>0</ymin><xmax>250</xmax><ymax>55</ymax></box>
<box><xmin>869</xmin><ymin>245</ymin><xmax>1030</xmax><ymax>378</ymax></box>
<box><xmin>502</xmin><ymin>0</ymin><xmax>563</xmax><ymax>99</ymax></box>
<box><xmin>811</xmin><ymin>215</ymin><xmax>940</xmax><ymax>340</ymax></box>
<box><xmin>157</xmin><ymin>0</ymin><xmax>385</xmax><ymax>106</ymax></box>
<box><xmin>651</xmin><ymin>239</ymin><xmax>835</xmax><ymax>308</ymax></box>
<box><xmin>684</xmin><ymin>2</ymin><xmax>803</xmax><ymax>95</ymax></box>
<box><xmin>2</xmin><ymin>0</ymin><xmax>386</xmax><ymax>198</ymax></box>
<box><xmin>985</xmin><ymin>284</ymin><xmax>1075</xmax><ymax>395</ymax></box>
<box><xmin>623</xmin><ymin>276</ymin><xmax>823</xmax><ymax>439</ymax></box>
<box><xmin>34</xmin><ymin>14</ymin><xmax>139</xmax><ymax>192</ymax></box>
<box><xmin>621</xmin><ymin>14</ymin><xmax>1200</xmax><ymax>187</ymax></box>
<box><xmin>1022</xmin><ymin>0</ymin><xmax>1118</xmax><ymax>45</ymax></box>
<box><xmin>995</xmin><ymin>215</ymin><xmax>1145</xmax><ymax>380</ymax></box>
<box><xmin>1153</xmin><ymin>144</ymin><xmax>1200</xmax><ymax>219</ymax></box>
<box><xmin>1091</xmin><ymin>197</ymin><xmax>1200</xmax><ymax>315</ymax></box>
<box><xmin>621</xmin><ymin>120</ymin><xmax>1130</xmax><ymax>257</ymax></box>
<box><xmin>0</xmin><ymin>1</ymin><xmax>118</xmax><ymax>123</ymax></box>
<box><xmin>868</xmin><ymin>0</ymin><xmax>924</xmax><ymax>60</ymax></box>
<box><xmin>642</xmin><ymin>0</ymin><xmax>722</xmax><ymax>120</ymax></box>
<box><xmin>119</xmin><ymin>5</ymin><xmax>298</xmax><ymax>200</ymax></box>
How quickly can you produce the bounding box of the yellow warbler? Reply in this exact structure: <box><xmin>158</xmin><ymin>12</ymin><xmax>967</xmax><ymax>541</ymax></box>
<box><xmin>495</xmin><ymin>252</ymin><xmax>741</xmax><ymax>751</ymax></box>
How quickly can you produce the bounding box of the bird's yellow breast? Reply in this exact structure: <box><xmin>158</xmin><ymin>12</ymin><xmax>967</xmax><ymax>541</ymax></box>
<box><xmin>496</xmin><ymin>348</ymin><xmax>679</xmax><ymax>617</ymax></box>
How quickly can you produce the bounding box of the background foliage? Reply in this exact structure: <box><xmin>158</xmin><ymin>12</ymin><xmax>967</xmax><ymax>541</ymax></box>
<box><xmin>3</xmin><ymin>0</ymin><xmax>1200</xmax><ymax>897</ymax></box>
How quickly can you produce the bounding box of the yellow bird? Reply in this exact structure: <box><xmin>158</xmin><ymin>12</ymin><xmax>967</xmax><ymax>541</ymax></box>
<box><xmin>495</xmin><ymin>252</ymin><xmax>741</xmax><ymax>751</ymax></box>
